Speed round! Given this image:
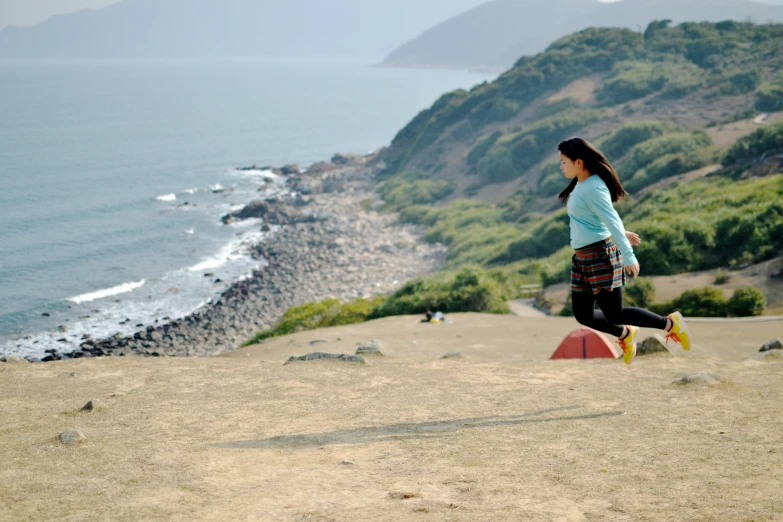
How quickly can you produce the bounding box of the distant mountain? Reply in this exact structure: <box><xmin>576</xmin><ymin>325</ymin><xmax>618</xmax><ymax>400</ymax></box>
<box><xmin>0</xmin><ymin>0</ymin><xmax>488</xmax><ymax>59</ymax></box>
<box><xmin>382</xmin><ymin>0</ymin><xmax>783</xmax><ymax>70</ymax></box>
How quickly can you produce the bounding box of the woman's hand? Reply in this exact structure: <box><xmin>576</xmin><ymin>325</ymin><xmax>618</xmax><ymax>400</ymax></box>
<box><xmin>625</xmin><ymin>230</ymin><xmax>641</xmax><ymax>247</ymax></box>
<box><xmin>625</xmin><ymin>262</ymin><xmax>640</xmax><ymax>278</ymax></box>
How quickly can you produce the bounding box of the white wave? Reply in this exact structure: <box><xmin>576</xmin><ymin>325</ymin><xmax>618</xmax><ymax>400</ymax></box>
<box><xmin>210</xmin><ymin>183</ymin><xmax>225</xmax><ymax>193</ymax></box>
<box><xmin>183</xmin><ymin>188</ymin><xmax>199</xmax><ymax>195</ymax></box>
<box><xmin>185</xmin><ymin>228</ymin><xmax>195</xmax><ymax>235</ymax></box>
<box><xmin>233</xmin><ymin>168</ymin><xmax>279</xmax><ymax>179</ymax></box>
<box><xmin>67</xmin><ymin>279</ymin><xmax>146</xmax><ymax>304</ymax></box>
<box><xmin>156</xmin><ymin>193</ymin><xmax>176</xmax><ymax>202</ymax></box>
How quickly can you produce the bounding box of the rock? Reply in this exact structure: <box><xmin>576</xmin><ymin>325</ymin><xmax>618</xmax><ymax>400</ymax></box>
<box><xmin>637</xmin><ymin>335</ymin><xmax>672</xmax><ymax>356</ymax></box>
<box><xmin>280</xmin><ymin>164</ymin><xmax>301</xmax><ymax>175</ymax></box>
<box><xmin>59</xmin><ymin>429</ymin><xmax>85</xmax><ymax>444</ymax></box>
<box><xmin>221</xmin><ymin>200</ymin><xmax>269</xmax><ymax>224</ymax></box>
<box><xmin>356</xmin><ymin>339</ymin><xmax>385</xmax><ymax>356</ymax></box>
<box><xmin>283</xmin><ymin>352</ymin><xmax>365</xmax><ymax>365</ymax></box>
<box><xmin>331</xmin><ymin>153</ymin><xmax>365</xmax><ymax>166</ymax></box>
<box><xmin>441</xmin><ymin>352</ymin><xmax>463</xmax><ymax>359</ymax></box>
<box><xmin>306</xmin><ymin>161</ymin><xmax>339</xmax><ymax>175</ymax></box>
<box><xmin>41</xmin><ymin>312</ymin><xmax>51</xmax><ymax>317</ymax></box>
<box><xmin>760</xmin><ymin>339</ymin><xmax>783</xmax><ymax>352</ymax></box>
<box><xmin>748</xmin><ymin>349</ymin><xmax>783</xmax><ymax>360</ymax></box>
<box><xmin>673</xmin><ymin>371</ymin><xmax>722</xmax><ymax>386</ymax></box>
<box><xmin>309</xmin><ymin>339</ymin><xmax>328</xmax><ymax>346</ymax></box>
<box><xmin>0</xmin><ymin>354</ymin><xmax>29</xmax><ymax>364</ymax></box>
<box><xmin>81</xmin><ymin>400</ymin><xmax>99</xmax><ymax>412</ymax></box>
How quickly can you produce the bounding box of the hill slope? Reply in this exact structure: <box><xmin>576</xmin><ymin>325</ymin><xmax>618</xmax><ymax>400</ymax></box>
<box><xmin>382</xmin><ymin>0</ymin><xmax>783</xmax><ymax>70</ymax></box>
<box><xmin>0</xmin><ymin>0</ymin><xmax>488</xmax><ymax>59</ymax></box>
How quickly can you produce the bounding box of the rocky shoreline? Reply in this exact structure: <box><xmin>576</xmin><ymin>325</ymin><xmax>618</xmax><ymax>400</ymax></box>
<box><xmin>25</xmin><ymin>159</ymin><xmax>445</xmax><ymax>362</ymax></box>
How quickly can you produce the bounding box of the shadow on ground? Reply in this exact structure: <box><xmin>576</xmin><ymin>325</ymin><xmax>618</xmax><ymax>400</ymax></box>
<box><xmin>211</xmin><ymin>406</ymin><xmax>626</xmax><ymax>450</ymax></box>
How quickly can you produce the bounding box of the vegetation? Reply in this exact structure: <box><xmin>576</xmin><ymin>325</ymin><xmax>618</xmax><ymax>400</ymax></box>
<box><xmin>368</xmin><ymin>267</ymin><xmax>511</xmax><ymax>319</ymax></box>
<box><xmin>381</xmin><ymin>21</ymin><xmax>783</xmax><ymax>192</ymax></box>
<box><xmin>377</xmin><ymin>170</ymin><xmax>454</xmax><ymax>211</ymax></box>
<box><xmin>243</xmin><ymin>297</ymin><xmax>385</xmax><ymax>345</ymax></box>
<box><xmin>649</xmin><ymin>286</ymin><xmax>766</xmax><ymax>318</ymax></box>
<box><xmin>724</xmin><ymin>122</ymin><xmax>783</xmax><ymax>165</ymax></box>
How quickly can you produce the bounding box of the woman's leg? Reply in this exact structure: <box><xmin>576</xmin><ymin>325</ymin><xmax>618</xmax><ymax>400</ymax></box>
<box><xmin>571</xmin><ymin>290</ymin><xmax>624</xmax><ymax>337</ymax></box>
<box><xmin>594</xmin><ymin>288</ymin><xmax>668</xmax><ymax>330</ymax></box>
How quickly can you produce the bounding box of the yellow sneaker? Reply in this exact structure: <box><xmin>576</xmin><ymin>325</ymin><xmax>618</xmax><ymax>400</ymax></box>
<box><xmin>665</xmin><ymin>311</ymin><xmax>691</xmax><ymax>351</ymax></box>
<box><xmin>617</xmin><ymin>325</ymin><xmax>637</xmax><ymax>365</ymax></box>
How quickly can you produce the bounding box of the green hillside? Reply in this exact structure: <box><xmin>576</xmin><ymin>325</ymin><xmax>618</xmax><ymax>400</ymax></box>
<box><xmin>379</xmin><ymin>21</ymin><xmax>783</xmax><ymax>201</ymax></box>
<box><xmin>370</xmin><ymin>21</ymin><xmax>783</xmax><ymax>309</ymax></box>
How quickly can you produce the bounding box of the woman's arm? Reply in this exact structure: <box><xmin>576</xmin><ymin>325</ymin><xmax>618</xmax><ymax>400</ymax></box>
<box><xmin>585</xmin><ymin>184</ymin><xmax>639</xmax><ymax>267</ymax></box>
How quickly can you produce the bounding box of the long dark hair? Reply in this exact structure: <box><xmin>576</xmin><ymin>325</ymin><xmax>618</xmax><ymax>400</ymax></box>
<box><xmin>557</xmin><ymin>137</ymin><xmax>626</xmax><ymax>204</ymax></box>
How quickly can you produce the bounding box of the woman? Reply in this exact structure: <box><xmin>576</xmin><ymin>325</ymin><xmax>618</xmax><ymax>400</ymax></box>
<box><xmin>557</xmin><ymin>137</ymin><xmax>690</xmax><ymax>364</ymax></box>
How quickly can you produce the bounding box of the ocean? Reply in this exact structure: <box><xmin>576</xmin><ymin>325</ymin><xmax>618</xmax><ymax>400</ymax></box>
<box><xmin>0</xmin><ymin>57</ymin><xmax>493</xmax><ymax>358</ymax></box>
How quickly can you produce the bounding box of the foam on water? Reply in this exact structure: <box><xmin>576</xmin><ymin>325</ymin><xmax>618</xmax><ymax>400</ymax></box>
<box><xmin>68</xmin><ymin>279</ymin><xmax>147</xmax><ymax>304</ymax></box>
<box><xmin>156</xmin><ymin>193</ymin><xmax>177</xmax><ymax>202</ymax></box>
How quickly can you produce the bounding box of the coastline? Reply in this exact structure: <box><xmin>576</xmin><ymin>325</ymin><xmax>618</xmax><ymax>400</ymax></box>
<box><xmin>27</xmin><ymin>160</ymin><xmax>446</xmax><ymax>362</ymax></box>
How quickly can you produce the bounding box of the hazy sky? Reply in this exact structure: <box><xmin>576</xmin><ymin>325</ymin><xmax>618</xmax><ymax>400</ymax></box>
<box><xmin>2</xmin><ymin>0</ymin><xmax>783</xmax><ymax>30</ymax></box>
<box><xmin>0</xmin><ymin>0</ymin><xmax>119</xmax><ymax>29</ymax></box>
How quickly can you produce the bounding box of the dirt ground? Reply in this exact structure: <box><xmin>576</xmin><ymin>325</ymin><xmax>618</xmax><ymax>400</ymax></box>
<box><xmin>2</xmin><ymin>313</ymin><xmax>783</xmax><ymax>521</ymax></box>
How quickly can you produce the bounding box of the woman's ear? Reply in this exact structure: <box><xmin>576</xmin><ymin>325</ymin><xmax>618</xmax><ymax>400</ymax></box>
<box><xmin>575</xmin><ymin>158</ymin><xmax>585</xmax><ymax>170</ymax></box>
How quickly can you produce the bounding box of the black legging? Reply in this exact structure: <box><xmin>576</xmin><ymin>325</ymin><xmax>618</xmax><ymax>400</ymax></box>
<box><xmin>572</xmin><ymin>288</ymin><xmax>667</xmax><ymax>338</ymax></box>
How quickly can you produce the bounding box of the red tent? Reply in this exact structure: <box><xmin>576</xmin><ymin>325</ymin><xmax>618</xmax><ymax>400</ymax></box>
<box><xmin>550</xmin><ymin>327</ymin><xmax>620</xmax><ymax>360</ymax></box>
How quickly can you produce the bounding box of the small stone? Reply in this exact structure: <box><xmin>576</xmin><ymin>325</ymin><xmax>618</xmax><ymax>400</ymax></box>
<box><xmin>81</xmin><ymin>400</ymin><xmax>99</xmax><ymax>412</ymax></box>
<box><xmin>760</xmin><ymin>339</ymin><xmax>783</xmax><ymax>352</ymax></box>
<box><xmin>0</xmin><ymin>354</ymin><xmax>29</xmax><ymax>364</ymax></box>
<box><xmin>59</xmin><ymin>429</ymin><xmax>85</xmax><ymax>444</ymax></box>
<box><xmin>441</xmin><ymin>352</ymin><xmax>463</xmax><ymax>359</ymax></box>
<box><xmin>340</xmin><ymin>461</ymin><xmax>353</xmax><ymax>466</ymax></box>
<box><xmin>673</xmin><ymin>371</ymin><xmax>722</xmax><ymax>386</ymax></box>
<box><xmin>637</xmin><ymin>335</ymin><xmax>672</xmax><ymax>356</ymax></box>
<box><xmin>356</xmin><ymin>339</ymin><xmax>385</xmax><ymax>356</ymax></box>
<box><xmin>309</xmin><ymin>339</ymin><xmax>328</xmax><ymax>346</ymax></box>
<box><xmin>283</xmin><ymin>352</ymin><xmax>365</xmax><ymax>365</ymax></box>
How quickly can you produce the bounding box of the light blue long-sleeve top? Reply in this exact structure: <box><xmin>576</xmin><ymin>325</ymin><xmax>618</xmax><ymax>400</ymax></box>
<box><xmin>566</xmin><ymin>174</ymin><xmax>638</xmax><ymax>267</ymax></box>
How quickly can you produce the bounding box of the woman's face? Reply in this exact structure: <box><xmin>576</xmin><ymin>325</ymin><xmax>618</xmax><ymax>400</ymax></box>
<box><xmin>559</xmin><ymin>152</ymin><xmax>582</xmax><ymax>179</ymax></box>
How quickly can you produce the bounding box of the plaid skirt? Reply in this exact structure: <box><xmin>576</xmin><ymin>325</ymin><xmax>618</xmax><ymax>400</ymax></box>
<box><xmin>571</xmin><ymin>238</ymin><xmax>626</xmax><ymax>295</ymax></box>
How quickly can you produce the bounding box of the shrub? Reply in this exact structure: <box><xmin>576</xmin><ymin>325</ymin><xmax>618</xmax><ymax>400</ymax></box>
<box><xmin>724</xmin><ymin>122</ymin><xmax>783</xmax><ymax>165</ymax></box>
<box><xmin>624</xmin><ymin>277</ymin><xmax>656</xmax><ymax>308</ymax></box>
<box><xmin>243</xmin><ymin>296</ymin><xmax>385</xmax><ymax>345</ymax></box>
<box><xmin>596</xmin><ymin>61</ymin><xmax>703</xmax><ymax>105</ymax></box>
<box><xmin>379</xmin><ymin>178</ymin><xmax>454</xmax><ymax>211</ymax></box>
<box><xmin>467</xmin><ymin>130</ymin><xmax>503</xmax><ymax>168</ymax></box>
<box><xmin>597</xmin><ymin>120</ymin><xmax>673</xmax><ymax>161</ymax></box>
<box><xmin>713</xmin><ymin>270</ymin><xmax>730</xmax><ymax>285</ymax></box>
<box><xmin>755</xmin><ymin>83</ymin><xmax>783</xmax><ymax>112</ymax></box>
<box><xmin>719</xmin><ymin>69</ymin><xmax>761</xmax><ymax>95</ymax></box>
<box><xmin>670</xmin><ymin>287</ymin><xmax>727</xmax><ymax>317</ymax></box>
<box><xmin>369</xmin><ymin>267</ymin><xmax>510</xmax><ymax>318</ymax></box>
<box><xmin>727</xmin><ymin>287</ymin><xmax>766</xmax><ymax>317</ymax></box>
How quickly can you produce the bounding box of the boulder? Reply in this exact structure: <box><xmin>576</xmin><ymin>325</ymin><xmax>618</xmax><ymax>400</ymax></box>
<box><xmin>637</xmin><ymin>335</ymin><xmax>672</xmax><ymax>356</ymax></box>
<box><xmin>306</xmin><ymin>161</ymin><xmax>339</xmax><ymax>175</ymax></box>
<box><xmin>280</xmin><ymin>164</ymin><xmax>301</xmax><ymax>175</ymax></box>
<box><xmin>760</xmin><ymin>339</ymin><xmax>783</xmax><ymax>352</ymax></box>
<box><xmin>283</xmin><ymin>352</ymin><xmax>365</xmax><ymax>365</ymax></box>
<box><xmin>0</xmin><ymin>354</ymin><xmax>29</xmax><ymax>364</ymax></box>
<box><xmin>221</xmin><ymin>200</ymin><xmax>269</xmax><ymax>224</ymax></box>
<box><xmin>356</xmin><ymin>340</ymin><xmax>385</xmax><ymax>356</ymax></box>
<box><xmin>331</xmin><ymin>152</ymin><xmax>365</xmax><ymax>166</ymax></box>
<box><xmin>59</xmin><ymin>429</ymin><xmax>86</xmax><ymax>444</ymax></box>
